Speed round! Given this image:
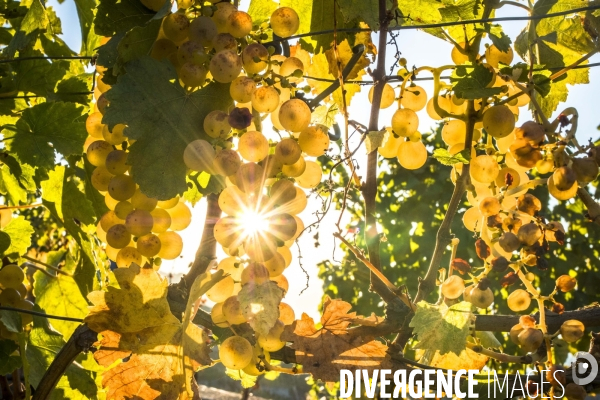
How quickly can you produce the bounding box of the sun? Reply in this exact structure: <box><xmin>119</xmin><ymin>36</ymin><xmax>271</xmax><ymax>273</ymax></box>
<box><xmin>238</xmin><ymin>208</ymin><xmax>270</xmax><ymax>237</ymax></box>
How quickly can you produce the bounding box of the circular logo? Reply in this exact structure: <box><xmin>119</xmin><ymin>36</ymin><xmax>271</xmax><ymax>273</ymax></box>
<box><xmin>572</xmin><ymin>352</ymin><xmax>598</xmax><ymax>386</ymax></box>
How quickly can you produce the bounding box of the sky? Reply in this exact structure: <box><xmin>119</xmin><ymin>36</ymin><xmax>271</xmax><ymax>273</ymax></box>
<box><xmin>48</xmin><ymin>0</ymin><xmax>600</xmax><ymax>320</ymax></box>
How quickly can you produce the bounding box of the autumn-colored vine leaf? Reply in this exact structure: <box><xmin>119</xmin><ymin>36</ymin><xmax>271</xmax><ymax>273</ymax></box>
<box><xmin>238</xmin><ymin>281</ymin><xmax>284</xmax><ymax>337</ymax></box>
<box><xmin>85</xmin><ymin>264</ymin><xmax>211</xmax><ymax>400</ymax></box>
<box><xmin>282</xmin><ymin>297</ymin><xmax>392</xmax><ymax>383</ymax></box>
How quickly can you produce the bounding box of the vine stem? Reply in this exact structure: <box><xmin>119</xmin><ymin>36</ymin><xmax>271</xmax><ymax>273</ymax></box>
<box><xmin>362</xmin><ymin>0</ymin><xmax>390</xmax><ymax>301</ymax></box>
<box><xmin>0</xmin><ymin>203</ymin><xmax>43</xmax><ymax>210</ymax></box>
<box><xmin>19</xmin><ymin>333</ymin><xmax>31</xmax><ymax>400</ymax></box>
<box><xmin>465</xmin><ymin>342</ymin><xmax>532</xmax><ymax>363</ymax></box>
<box><xmin>333</xmin><ymin>232</ymin><xmax>414</xmax><ymax>309</ymax></box>
<box><xmin>22</xmin><ymin>255</ymin><xmax>73</xmax><ymax>277</ymax></box>
<box><xmin>577</xmin><ymin>187</ymin><xmax>600</xmax><ymax>226</ymax></box>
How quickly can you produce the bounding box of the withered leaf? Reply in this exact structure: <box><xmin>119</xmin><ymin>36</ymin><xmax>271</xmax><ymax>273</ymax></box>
<box><xmin>282</xmin><ymin>297</ymin><xmax>391</xmax><ymax>383</ymax></box>
<box><xmin>85</xmin><ymin>264</ymin><xmax>211</xmax><ymax>400</ymax></box>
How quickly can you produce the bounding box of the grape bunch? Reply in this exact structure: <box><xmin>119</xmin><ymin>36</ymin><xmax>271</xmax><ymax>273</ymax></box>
<box><xmin>85</xmin><ymin>110</ymin><xmax>188</xmax><ymax>268</ymax></box>
<box><xmin>0</xmin><ymin>263</ymin><xmax>33</xmax><ymax>340</ymax></box>
<box><xmin>88</xmin><ymin>1</ymin><xmax>329</xmax><ymax>376</ymax></box>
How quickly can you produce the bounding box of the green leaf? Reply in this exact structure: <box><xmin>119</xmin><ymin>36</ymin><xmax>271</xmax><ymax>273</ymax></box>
<box><xmin>96</xmin><ymin>31</ymin><xmax>125</xmax><ymax>68</ymax></box>
<box><xmin>365</xmin><ymin>130</ymin><xmax>386</xmax><ymax>154</ymax></box>
<box><xmin>50</xmin><ymin>74</ymin><xmax>93</xmax><ymax>105</ymax></box>
<box><xmin>0</xmin><ymin>339</ymin><xmax>22</xmax><ymax>375</ymax></box>
<box><xmin>452</xmin><ymin>64</ymin><xmax>503</xmax><ymax>100</ymax></box>
<box><xmin>5</xmin><ymin>102</ymin><xmax>87</xmax><ymax>176</ymax></box>
<box><xmin>225</xmin><ymin>368</ymin><xmax>258</xmax><ymax>389</ymax></box>
<box><xmin>74</xmin><ymin>0</ymin><xmax>101</xmax><ymax>56</ymax></box>
<box><xmin>398</xmin><ymin>0</ymin><xmax>443</xmax><ymax>25</ymax></box>
<box><xmin>0</xmin><ymin>164</ymin><xmax>28</xmax><ymax>205</ymax></box>
<box><xmin>103</xmin><ymin>57</ymin><xmax>233</xmax><ymax>199</ymax></box>
<box><xmin>0</xmin><ymin>309</ymin><xmax>22</xmax><ymax>333</ymax></box>
<box><xmin>337</xmin><ymin>0</ymin><xmax>379</xmax><ymax>29</ymax></box>
<box><xmin>27</xmin><ymin>313</ymin><xmax>97</xmax><ymax>397</ymax></box>
<box><xmin>486</xmin><ymin>24</ymin><xmax>512</xmax><ymax>52</ymax></box>
<box><xmin>238</xmin><ymin>281</ymin><xmax>284</xmax><ymax>337</ymax></box>
<box><xmin>81</xmin><ymin>160</ymin><xmax>109</xmax><ymax>221</ymax></box>
<box><xmin>4</xmin><ymin>0</ymin><xmax>49</xmax><ymax>57</ymax></box>
<box><xmin>0</xmin><ymin>51</ymin><xmax>69</xmax><ymax>96</ymax></box>
<box><xmin>409</xmin><ymin>301</ymin><xmax>474</xmax><ymax>355</ymax></box>
<box><xmin>41</xmin><ymin>166</ymin><xmax>99</xmax><ymax>295</ymax></box>
<box><xmin>33</xmin><ymin>265</ymin><xmax>89</xmax><ymax>339</ymax></box>
<box><xmin>432</xmin><ymin>148</ymin><xmax>470</xmax><ymax>165</ymax></box>
<box><xmin>0</xmin><ymin>232</ymin><xmax>11</xmax><ymax>254</ymax></box>
<box><xmin>538</xmin><ymin>66</ymin><xmax>589</xmax><ymax>116</ymax></box>
<box><xmin>248</xmin><ymin>0</ymin><xmax>278</xmax><ymax>25</ymax></box>
<box><xmin>94</xmin><ymin>0</ymin><xmax>155</xmax><ymax>36</ymax></box>
<box><xmin>2</xmin><ymin>216</ymin><xmax>34</xmax><ymax>257</ymax></box>
<box><xmin>114</xmin><ymin>19</ymin><xmax>162</xmax><ymax>75</ymax></box>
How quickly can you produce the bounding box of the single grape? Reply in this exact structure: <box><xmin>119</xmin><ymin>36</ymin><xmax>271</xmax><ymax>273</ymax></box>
<box><xmin>203</xmin><ymin>110</ymin><xmax>231</xmax><ymax>139</ymax></box>
<box><xmin>0</xmin><ymin>265</ymin><xmax>24</xmax><ymax>290</ymax></box>
<box><xmin>91</xmin><ymin>167</ymin><xmax>113</xmax><ymax>192</ymax></box>
<box><xmin>0</xmin><ymin>287</ymin><xmax>21</xmax><ymax>306</ymax></box>
<box><xmin>295</xmin><ymin>160</ymin><xmax>322</xmax><ymax>189</ymax></box>
<box><xmin>279</xmin><ymin>302</ymin><xmax>295</xmax><ymax>325</ymax></box>
<box><xmin>391</xmin><ymin>108</ymin><xmax>419</xmax><ymax>137</ymax></box>
<box><xmin>282</xmin><ymin>155</ymin><xmax>306</xmax><ymax>177</ymax></box>
<box><xmin>451</xmin><ymin>42</ymin><xmax>469</xmax><ymax>65</ymax></box>
<box><xmin>478</xmin><ymin>196</ymin><xmax>501</xmax><ymax>216</ymax></box>
<box><xmin>136</xmin><ymin>233</ymin><xmax>161</xmax><ymax>258</ymax></box>
<box><xmin>157</xmin><ymin>197</ymin><xmax>179</xmax><ymax>209</ymax></box>
<box><xmin>107</xmin><ymin>175</ymin><xmax>136</xmax><ymax>201</ymax></box>
<box><xmin>548</xmin><ymin>174</ymin><xmax>578</xmax><ymax>200</ymax></box>
<box><xmin>210</xmin><ymin>302</ymin><xmax>230</xmax><ymax>328</ymax></box>
<box><xmin>368</xmin><ymin>83</ymin><xmax>395</xmax><ymax>109</ymax></box>
<box><xmin>86</xmin><ymin>140</ymin><xmax>113</xmax><ymax>167</ymax></box>
<box><xmin>499</xmin><ymin>232</ymin><xmax>520</xmax><ymax>253</ymax></box>
<box><xmin>157</xmin><ymin>231</ymin><xmax>183</xmax><ymax>259</ymax></box>
<box><xmin>177</xmin><ymin>41</ymin><xmax>206</xmax><ymax>66</ymax></box>
<box><xmin>189</xmin><ymin>16</ymin><xmax>218</xmax><ymax>46</ymax></box>
<box><xmin>268</xmin><ymin>213</ymin><xmax>298</xmax><ymax>243</ymax></box>
<box><xmin>279</xmin><ymin>57</ymin><xmax>304</xmax><ymax>82</ymax></box>
<box><xmin>212</xmin><ymin>2</ymin><xmax>236</xmax><ymax>34</ymax></box>
<box><xmin>206</xmin><ymin>276</ymin><xmax>235</xmax><ymax>303</ymax></box>
<box><xmin>227</xmin><ymin>10</ymin><xmax>253</xmax><ymax>38</ymax></box>
<box><xmin>16</xmin><ymin>299</ymin><xmax>34</xmax><ymax>326</ymax></box>
<box><xmin>242</xmin><ymin>43</ymin><xmax>268</xmax><ymax>74</ymax></box>
<box><xmin>125</xmin><ymin>209</ymin><xmax>154</xmax><ymax>237</ymax></box>
<box><xmin>235</xmin><ymin>162</ymin><xmax>265</xmax><ymax>193</ymax></box>
<box><xmin>264</xmin><ymin>253</ymin><xmax>286</xmax><ymax>277</ymax></box>
<box><xmin>517</xmin><ymin>223</ymin><xmax>542</xmax><ymax>246</ymax></box>
<box><xmin>553</xmin><ymin>166</ymin><xmax>577</xmax><ymax>191</ymax></box>
<box><xmin>105</xmin><ymin>150</ymin><xmax>129</xmax><ymax>175</ymax></box>
<box><xmin>86</xmin><ymin>112</ymin><xmax>105</xmax><ymax>138</ymax></box>
<box><xmin>251</xmin><ymin>86</ymin><xmax>280</xmax><ymax>113</ymax></box>
<box><xmin>240</xmin><ymin>263</ymin><xmax>271</xmax><ymax>286</ymax></box>
<box><xmin>243</xmin><ymin>345</ymin><xmax>271</xmax><ymax>376</ymax></box>
<box><xmin>274</xmin><ymin>138</ymin><xmax>302</xmax><ymax>166</ymax></box>
<box><xmin>219</xmin><ymin>336</ymin><xmax>253</xmax><ymax>370</ymax></box>
<box><xmin>298</xmin><ymin>126</ymin><xmax>329</xmax><ymax>157</ymax></box>
<box><xmin>482</xmin><ymin>105</ymin><xmax>515</xmax><ymax>138</ymax></box>
<box><xmin>397</xmin><ymin>140</ymin><xmax>427</xmax><ymax>170</ymax></box>
<box><xmin>517</xmin><ymin>327</ymin><xmax>543</xmax><ymax>352</ymax></box>
<box><xmin>514</xmin><ymin>121</ymin><xmax>545</xmax><ymax>146</ymax></box>
<box><xmin>116</xmin><ymin>246</ymin><xmax>143</xmax><ymax>268</ymax></box>
<box><xmin>179</xmin><ymin>62</ymin><xmax>208</xmax><ymax>87</ymax></box>
<box><xmin>230</xmin><ymin>76</ymin><xmax>256</xmax><ymax>103</ymax></box>
<box><xmin>507</xmin><ymin>289</ymin><xmax>531</xmax><ymax>312</ymax></box>
<box><xmin>279</xmin><ymin>99</ymin><xmax>311</xmax><ymax>133</ymax></box>
<box><xmin>400</xmin><ymin>85</ymin><xmax>427</xmax><ymax>111</ymax></box>
<box><xmin>257</xmin><ymin>320</ymin><xmax>286</xmax><ymax>351</ymax></box>
<box><xmin>106</xmin><ymin>224</ymin><xmax>132</xmax><ymax>249</ymax></box>
<box><xmin>167</xmin><ymin>202</ymin><xmax>192</xmax><ymax>231</ymax></box>
<box><xmin>378</xmin><ymin>130</ymin><xmax>401</xmax><ymax>158</ymax></box>
<box><xmin>572</xmin><ymin>157</ymin><xmax>599</xmax><ymax>184</ymax></box>
<box><xmin>485</xmin><ymin>44</ymin><xmax>514</xmax><ymax>68</ymax></box>
<box><xmin>100</xmin><ymin>210</ymin><xmax>124</xmax><ymax>231</ymax></box>
<box><xmin>209</xmin><ymin>50</ymin><xmax>242</xmax><ymax>83</ymax></box>
<box><xmin>212</xmin><ymin>33</ymin><xmax>237</xmax><ymax>52</ymax></box>
<box><xmin>238</xmin><ymin>131</ymin><xmax>269</xmax><ymax>162</ymax></box>
<box><xmin>564</xmin><ymin>383</ymin><xmax>587</xmax><ymax>400</ymax></box>
<box><xmin>214</xmin><ymin>217</ymin><xmax>244</xmax><ymax>248</ymax></box>
<box><xmin>102</xmin><ymin>124</ymin><xmax>126</xmax><ymax>146</ymax></box>
<box><xmin>556</xmin><ymin>275</ymin><xmax>576</xmax><ymax>292</ymax></box>
<box><xmin>222</xmin><ymin>295</ymin><xmax>247</xmax><ymax>325</ymax></box>
<box><xmin>470</xmin><ymin>155</ymin><xmax>500</xmax><ymax>184</ymax></box>
<box><xmin>441</xmin><ymin>275</ymin><xmax>465</xmax><ymax>299</ymax></box>
<box><xmin>277</xmin><ymin>246</ymin><xmax>292</xmax><ymax>268</ymax></box>
<box><xmin>218</xmin><ymin>257</ymin><xmax>243</xmax><ymax>281</ymax></box>
<box><xmin>213</xmin><ymin>149</ymin><xmax>241</xmax><ymax>177</ymax></box>
<box><xmin>130</xmin><ymin>189</ymin><xmax>157</xmax><ymax>212</ymax></box>
<box><xmin>470</xmin><ymin>287</ymin><xmax>494</xmax><ymax>309</ymax></box>
<box><xmin>270</xmin><ymin>179</ymin><xmax>296</xmax><ymax>206</ymax></box>
<box><xmin>150</xmin><ymin>208</ymin><xmax>172</xmax><ymax>233</ymax></box>
<box><xmin>270</xmin><ymin>7</ymin><xmax>299</xmax><ymax>37</ymax></box>
<box><xmin>114</xmin><ymin>201</ymin><xmax>134</xmax><ymax>220</ymax></box>
<box><xmin>244</xmin><ymin>236</ymin><xmax>278</xmax><ymax>263</ymax></box>
<box><xmin>184</xmin><ymin>139</ymin><xmax>216</xmax><ymax>172</ymax></box>
<box><xmin>560</xmin><ymin>320</ymin><xmax>585</xmax><ymax>343</ymax></box>
<box><xmin>509</xmin><ymin>324</ymin><xmax>525</xmax><ymax>345</ymax></box>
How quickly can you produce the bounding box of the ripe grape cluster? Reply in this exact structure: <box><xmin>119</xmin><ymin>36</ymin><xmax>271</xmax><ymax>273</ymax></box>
<box><xmin>88</xmin><ymin>2</ymin><xmax>327</xmax><ymax>376</ymax></box>
<box><xmin>86</xmin><ymin>112</ymin><xmax>188</xmax><ymax>267</ymax></box>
